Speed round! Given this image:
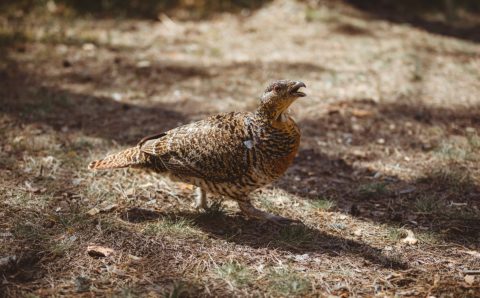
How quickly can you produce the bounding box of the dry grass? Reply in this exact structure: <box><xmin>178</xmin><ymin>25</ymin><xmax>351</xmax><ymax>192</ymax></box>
<box><xmin>1</xmin><ymin>0</ymin><xmax>480</xmax><ymax>296</ymax></box>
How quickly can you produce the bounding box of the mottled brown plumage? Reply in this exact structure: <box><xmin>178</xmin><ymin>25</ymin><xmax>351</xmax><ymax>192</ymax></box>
<box><xmin>88</xmin><ymin>80</ymin><xmax>307</xmax><ymax>224</ymax></box>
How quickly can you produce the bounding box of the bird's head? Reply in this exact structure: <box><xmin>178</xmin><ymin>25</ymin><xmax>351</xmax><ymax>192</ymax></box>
<box><xmin>257</xmin><ymin>80</ymin><xmax>307</xmax><ymax>121</ymax></box>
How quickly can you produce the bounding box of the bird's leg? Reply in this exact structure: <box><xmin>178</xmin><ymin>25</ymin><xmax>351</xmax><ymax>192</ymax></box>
<box><xmin>237</xmin><ymin>201</ymin><xmax>300</xmax><ymax>226</ymax></box>
<box><xmin>193</xmin><ymin>187</ymin><xmax>208</xmax><ymax>211</ymax></box>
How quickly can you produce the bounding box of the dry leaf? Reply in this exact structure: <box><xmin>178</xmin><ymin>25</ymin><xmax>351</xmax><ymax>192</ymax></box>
<box><xmin>128</xmin><ymin>254</ymin><xmax>142</xmax><ymax>262</ymax></box>
<box><xmin>465</xmin><ymin>275</ymin><xmax>475</xmax><ymax>285</ymax></box>
<box><xmin>401</xmin><ymin>229</ymin><xmax>418</xmax><ymax>245</ymax></box>
<box><xmin>100</xmin><ymin>204</ymin><xmax>118</xmax><ymax>213</ymax></box>
<box><xmin>351</xmin><ymin>109</ymin><xmax>373</xmax><ymax>118</ymax></box>
<box><xmin>177</xmin><ymin>182</ymin><xmax>194</xmax><ymax>193</ymax></box>
<box><xmin>87</xmin><ymin>208</ymin><xmax>100</xmax><ymax>216</ymax></box>
<box><xmin>463</xmin><ymin>250</ymin><xmax>480</xmax><ymax>258</ymax></box>
<box><xmin>87</xmin><ymin>245</ymin><xmax>114</xmax><ymax>258</ymax></box>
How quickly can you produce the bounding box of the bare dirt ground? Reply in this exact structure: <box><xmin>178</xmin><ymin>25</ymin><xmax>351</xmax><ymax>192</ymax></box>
<box><xmin>1</xmin><ymin>0</ymin><xmax>480</xmax><ymax>296</ymax></box>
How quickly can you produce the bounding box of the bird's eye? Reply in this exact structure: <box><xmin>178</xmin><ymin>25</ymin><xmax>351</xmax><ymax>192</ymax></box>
<box><xmin>273</xmin><ymin>85</ymin><xmax>282</xmax><ymax>93</ymax></box>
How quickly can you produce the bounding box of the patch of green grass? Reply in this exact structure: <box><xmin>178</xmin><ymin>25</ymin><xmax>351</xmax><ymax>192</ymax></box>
<box><xmin>209</xmin><ymin>47</ymin><xmax>222</xmax><ymax>57</ymax></box>
<box><xmin>13</xmin><ymin>222</ymin><xmax>48</xmax><ymax>242</ymax></box>
<box><xmin>216</xmin><ymin>261</ymin><xmax>252</xmax><ymax>287</ymax></box>
<box><xmin>387</xmin><ymin>226</ymin><xmax>439</xmax><ymax>245</ymax></box>
<box><xmin>201</xmin><ymin>200</ymin><xmax>225</xmax><ymax>219</ymax></box>
<box><xmin>267</xmin><ymin>268</ymin><xmax>310</xmax><ymax>296</ymax></box>
<box><xmin>0</xmin><ymin>30</ymin><xmax>28</xmax><ymax>47</ymax></box>
<box><xmin>118</xmin><ymin>288</ymin><xmax>139</xmax><ymax>298</ymax></box>
<box><xmin>379</xmin><ymin>251</ymin><xmax>406</xmax><ymax>269</ymax></box>
<box><xmin>164</xmin><ymin>281</ymin><xmax>194</xmax><ymax>298</ymax></box>
<box><xmin>416</xmin><ymin>231</ymin><xmax>439</xmax><ymax>244</ymax></box>
<box><xmin>55</xmin><ymin>212</ymin><xmax>89</xmax><ymax>230</ymax></box>
<box><xmin>0</xmin><ymin>152</ymin><xmax>16</xmax><ymax>169</ymax></box>
<box><xmin>37</xmin><ymin>31</ymin><xmax>100</xmax><ymax>47</ymax></box>
<box><xmin>437</xmin><ymin>141</ymin><xmax>470</xmax><ymax>161</ymax></box>
<box><xmin>386</xmin><ymin>227</ymin><xmax>403</xmax><ymax>241</ymax></box>
<box><xmin>50</xmin><ymin>236</ymin><xmax>76</xmax><ymax>256</ymax></box>
<box><xmin>415</xmin><ymin>194</ymin><xmax>442</xmax><ymax>213</ymax></box>
<box><xmin>309</xmin><ymin>197</ymin><xmax>336</xmax><ymax>211</ymax></box>
<box><xmin>70</xmin><ymin>136</ymin><xmax>95</xmax><ymax>151</ymax></box>
<box><xmin>304</xmin><ymin>7</ymin><xmax>340</xmax><ymax>23</ymax></box>
<box><xmin>259</xmin><ymin>197</ymin><xmax>276</xmax><ymax>213</ymax></box>
<box><xmin>358</xmin><ymin>182</ymin><xmax>389</xmax><ymax>199</ymax></box>
<box><xmin>467</xmin><ymin>132</ymin><xmax>480</xmax><ymax>149</ymax></box>
<box><xmin>446</xmin><ymin>206</ymin><xmax>480</xmax><ymax>221</ymax></box>
<box><xmin>436</xmin><ymin>135</ymin><xmax>480</xmax><ymax>162</ymax></box>
<box><xmin>421</xmin><ymin>166</ymin><xmax>474</xmax><ymax>193</ymax></box>
<box><xmin>143</xmin><ymin>218</ymin><xmax>196</xmax><ymax>237</ymax></box>
<box><xmin>409</xmin><ymin>53</ymin><xmax>424</xmax><ymax>82</ymax></box>
<box><xmin>96</xmin><ymin>217</ymin><xmax>125</xmax><ymax>234</ymax></box>
<box><xmin>277</xmin><ymin>225</ymin><xmax>314</xmax><ymax>246</ymax></box>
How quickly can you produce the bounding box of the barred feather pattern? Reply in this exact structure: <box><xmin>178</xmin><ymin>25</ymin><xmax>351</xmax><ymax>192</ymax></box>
<box><xmin>137</xmin><ymin>111</ymin><xmax>300</xmax><ymax>199</ymax></box>
<box><xmin>89</xmin><ymin>80</ymin><xmax>304</xmax><ymax>206</ymax></box>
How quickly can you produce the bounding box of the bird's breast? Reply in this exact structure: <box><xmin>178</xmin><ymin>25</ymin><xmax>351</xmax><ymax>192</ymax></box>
<box><xmin>248</xmin><ymin>117</ymin><xmax>300</xmax><ymax>179</ymax></box>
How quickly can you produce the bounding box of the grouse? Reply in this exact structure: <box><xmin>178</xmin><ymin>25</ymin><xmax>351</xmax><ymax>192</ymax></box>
<box><xmin>89</xmin><ymin>80</ymin><xmax>307</xmax><ymax>225</ymax></box>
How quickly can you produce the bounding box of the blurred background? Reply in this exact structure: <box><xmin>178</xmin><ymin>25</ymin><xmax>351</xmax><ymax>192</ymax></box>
<box><xmin>1</xmin><ymin>0</ymin><xmax>479</xmax><ymax>297</ymax></box>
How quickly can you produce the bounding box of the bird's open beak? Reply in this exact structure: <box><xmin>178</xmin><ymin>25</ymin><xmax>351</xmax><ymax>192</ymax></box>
<box><xmin>290</xmin><ymin>81</ymin><xmax>306</xmax><ymax>97</ymax></box>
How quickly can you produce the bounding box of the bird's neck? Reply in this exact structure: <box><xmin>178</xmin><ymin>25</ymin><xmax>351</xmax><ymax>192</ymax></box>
<box><xmin>255</xmin><ymin>104</ymin><xmax>290</xmax><ymax>123</ymax></box>
<box><xmin>254</xmin><ymin>107</ymin><xmax>296</xmax><ymax>133</ymax></box>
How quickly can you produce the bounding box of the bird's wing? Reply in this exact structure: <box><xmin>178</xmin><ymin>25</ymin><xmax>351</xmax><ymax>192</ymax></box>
<box><xmin>139</xmin><ymin>112</ymin><xmax>252</xmax><ymax>182</ymax></box>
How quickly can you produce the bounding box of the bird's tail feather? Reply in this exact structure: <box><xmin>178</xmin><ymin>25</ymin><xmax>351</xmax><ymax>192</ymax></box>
<box><xmin>88</xmin><ymin>147</ymin><xmax>144</xmax><ymax>170</ymax></box>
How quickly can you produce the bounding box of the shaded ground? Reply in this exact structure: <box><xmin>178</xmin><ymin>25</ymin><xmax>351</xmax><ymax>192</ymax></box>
<box><xmin>345</xmin><ymin>0</ymin><xmax>480</xmax><ymax>43</ymax></box>
<box><xmin>1</xmin><ymin>0</ymin><xmax>480</xmax><ymax>296</ymax></box>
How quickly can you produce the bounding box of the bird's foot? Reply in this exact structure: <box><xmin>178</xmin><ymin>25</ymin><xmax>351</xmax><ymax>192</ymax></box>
<box><xmin>238</xmin><ymin>201</ymin><xmax>300</xmax><ymax>226</ymax></box>
<box><xmin>193</xmin><ymin>187</ymin><xmax>208</xmax><ymax>211</ymax></box>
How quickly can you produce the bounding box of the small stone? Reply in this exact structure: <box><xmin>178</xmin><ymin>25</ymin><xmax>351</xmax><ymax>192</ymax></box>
<box><xmin>352</xmin><ymin>124</ymin><xmax>363</xmax><ymax>132</ymax></box>
<box><xmin>293</xmin><ymin>254</ymin><xmax>310</xmax><ymax>262</ymax></box>
<box><xmin>72</xmin><ymin>178</ymin><xmax>83</xmax><ymax>186</ymax></box>
<box><xmin>136</xmin><ymin>60</ymin><xmax>151</xmax><ymax>68</ymax></box>
<box><xmin>466</xmin><ymin>127</ymin><xmax>476</xmax><ymax>134</ymax></box>
<box><xmin>112</xmin><ymin>92</ymin><xmax>123</xmax><ymax>102</ymax></box>
<box><xmin>82</xmin><ymin>43</ymin><xmax>96</xmax><ymax>51</ymax></box>
<box><xmin>352</xmin><ymin>150</ymin><xmax>366</xmax><ymax>158</ymax></box>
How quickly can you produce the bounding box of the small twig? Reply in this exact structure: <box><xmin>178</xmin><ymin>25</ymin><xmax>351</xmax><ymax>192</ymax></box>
<box><xmin>463</xmin><ymin>269</ymin><xmax>480</xmax><ymax>275</ymax></box>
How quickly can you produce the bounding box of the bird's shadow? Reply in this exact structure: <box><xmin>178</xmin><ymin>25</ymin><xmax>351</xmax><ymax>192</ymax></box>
<box><xmin>120</xmin><ymin>207</ymin><xmax>408</xmax><ymax>270</ymax></box>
